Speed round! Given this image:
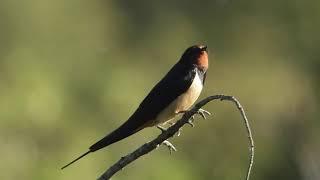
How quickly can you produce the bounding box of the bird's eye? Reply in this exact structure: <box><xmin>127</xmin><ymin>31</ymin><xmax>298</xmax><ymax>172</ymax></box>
<box><xmin>200</xmin><ymin>46</ymin><xmax>207</xmax><ymax>52</ymax></box>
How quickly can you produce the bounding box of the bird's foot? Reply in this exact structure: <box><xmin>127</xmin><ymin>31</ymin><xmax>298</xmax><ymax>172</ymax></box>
<box><xmin>161</xmin><ymin>140</ymin><xmax>177</xmax><ymax>154</ymax></box>
<box><xmin>178</xmin><ymin>108</ymin><xmax>211</xmax><ymax>127</ymax></box>
<box><xmin>179</xmin><ymin>108</ymin><xmax>212</xmax><ymax>120</ymax></box>
<box><xmin>187</xmin><ymin>117</ymin><xmax>195</xmax><ymax>127</ymax></box>
<box><xmin>195</xmin><ymin>108</ymin><xmax>212</xmax><ymax>120</ymax></box>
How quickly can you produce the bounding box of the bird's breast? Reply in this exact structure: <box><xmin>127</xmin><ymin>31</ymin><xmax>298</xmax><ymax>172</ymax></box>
<box><xmin>154</xmin><ymin>71</ymin><xmax>203</xmax><ymax>125</ymax></box>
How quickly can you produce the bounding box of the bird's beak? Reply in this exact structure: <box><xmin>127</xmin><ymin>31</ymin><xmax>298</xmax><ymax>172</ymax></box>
<box><xmin>200</xmin><ymin>45</ymin><xmax>207</xmax><ymax>52</ymax></box>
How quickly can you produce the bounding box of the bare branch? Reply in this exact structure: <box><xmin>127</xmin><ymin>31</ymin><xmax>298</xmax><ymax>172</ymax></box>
<box><xmin>97</xmin><ymin>95</ymin><xmax>254</xmax><ymax>180</ymax></box>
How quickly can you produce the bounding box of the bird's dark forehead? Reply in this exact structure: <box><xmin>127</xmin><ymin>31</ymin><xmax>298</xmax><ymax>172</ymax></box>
<box><xmin>188</xmin><ymin>45</ymin><xmax>206</xmax><ymax>50</ymax></box>
<box><xmin>197</xmin><ymin>45</ymin><xmax>206</xmax><ymax>49</ymax></box>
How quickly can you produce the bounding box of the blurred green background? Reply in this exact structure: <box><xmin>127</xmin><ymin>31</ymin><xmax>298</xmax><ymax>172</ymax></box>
<box><xmin>1</xmin><ymin>0</ymin><xmax>319</xmax><ymax>180</ymax></box>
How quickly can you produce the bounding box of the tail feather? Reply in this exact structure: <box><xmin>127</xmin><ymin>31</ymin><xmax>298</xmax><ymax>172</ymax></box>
<box><xmin>61</xmin><ymin>116</ymin><xmax>144</xmax><ymax>169</ymax></box>
<box><xmin>89</xmin><ymin>120</ymin><xmax>140</xmax><ymax>152</ymax></box>
<box><xmin>61</xmin><ymin>150</ymin><xmax>91</xmax><ymax>170</ymax></box>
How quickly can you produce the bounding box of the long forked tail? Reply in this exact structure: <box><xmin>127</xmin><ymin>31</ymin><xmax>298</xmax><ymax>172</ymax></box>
<box><xmin>88</xmin><ymin>119</ymin><xmax>140</xmax><ymax>152</ymax></box>
<box><xmin>61</xmin><ymin>118</ymin><xmax>142</xmax><ymax>170</ymax></box>
<box><xmin>61</xmin><ymin>150</ymin><xmax>92</xmax><ymax>170</ymax></box>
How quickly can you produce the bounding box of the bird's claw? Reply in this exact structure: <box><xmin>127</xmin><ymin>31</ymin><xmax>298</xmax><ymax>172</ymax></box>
<box><xmin>187</xmin><ymin>118</ymin><xmax>195</xmax><ymax>127</ymax></box>
<box><xmin>162</xmin><ymin>140</ymin><xmax>177</xmax><ymax>154</ymax></box>
<box><xmin>176</xmin><ymin>128</ymin><xmax>182</xmax><ymax>136</ymax></box>
<box><xmin>186</xmin><ymin>109</ymin><xmax>211</xmax><ymax>127</ymax></box>
<box><xmin>196</xmin><ymin>108</ymin><xmax>212</xmax><ymax>120</ymax></box>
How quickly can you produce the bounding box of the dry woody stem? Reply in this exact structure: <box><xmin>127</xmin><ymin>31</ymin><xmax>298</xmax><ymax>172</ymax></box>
<box><xmin>97</xmin><ymin>95</ymin><xmax>254</xmax><ymax>180</ymax></box>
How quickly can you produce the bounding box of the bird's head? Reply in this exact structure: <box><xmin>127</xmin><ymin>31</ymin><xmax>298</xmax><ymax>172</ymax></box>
<box><xmin>180</xmin><ymin>45</ymin><xmax>209</xmax><ymax>71</ymax></box>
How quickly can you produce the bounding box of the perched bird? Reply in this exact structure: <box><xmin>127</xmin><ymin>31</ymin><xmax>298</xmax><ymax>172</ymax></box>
<box><xmin>61</xmin><ymin>45</ymin><xmax>209</xmax><ymax>169</ymax></box>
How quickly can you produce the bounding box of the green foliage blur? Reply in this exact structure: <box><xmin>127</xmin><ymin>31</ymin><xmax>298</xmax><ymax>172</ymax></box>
<box><xmin>1</xmin><ymin>0</ymin><xmax>319</xmax><ymax>180</ymax></box>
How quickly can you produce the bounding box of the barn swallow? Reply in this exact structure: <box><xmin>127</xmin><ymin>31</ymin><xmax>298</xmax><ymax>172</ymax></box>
<box><xmin>61</xmin><ymin>45</ymin><xmax>209</xmax><ymax>169</ymax></box>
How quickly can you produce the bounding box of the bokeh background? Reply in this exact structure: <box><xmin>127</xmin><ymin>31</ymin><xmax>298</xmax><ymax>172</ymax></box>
<box><xmin>1</xmin><ymin>0</ymin><xmax>319</xmax><ymax>180</ymax></box>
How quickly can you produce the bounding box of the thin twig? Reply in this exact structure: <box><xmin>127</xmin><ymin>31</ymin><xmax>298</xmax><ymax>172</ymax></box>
<box><xmin>97</xmin><ymin>95</ymin><xmax>254</xmax><ymax>180</ymax></box>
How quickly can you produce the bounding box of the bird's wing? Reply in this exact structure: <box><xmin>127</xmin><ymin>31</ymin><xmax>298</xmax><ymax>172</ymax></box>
<box><xmin>131</xmin><ymin>65</ymin><xmax>196</xmax><ymax>129</ymax></box>
<box><xmin>89</xmin><ymin>64</ymin><xmax>196</xmax><ymax>152</ymax></box>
